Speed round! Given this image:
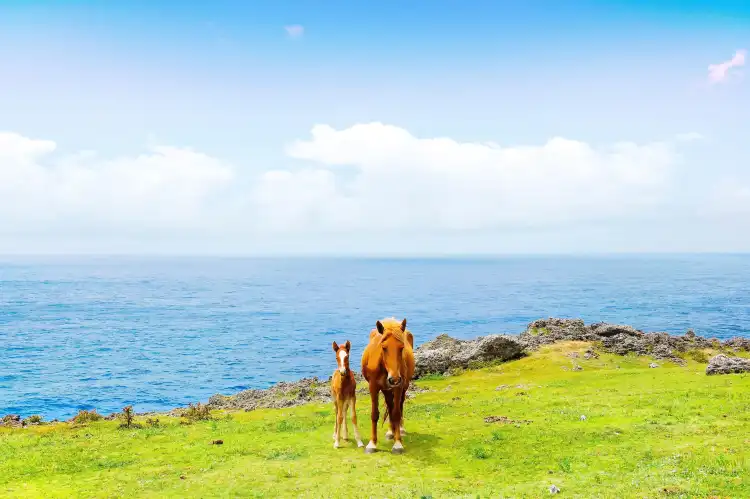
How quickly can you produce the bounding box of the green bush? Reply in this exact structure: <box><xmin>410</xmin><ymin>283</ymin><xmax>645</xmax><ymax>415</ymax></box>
<box><xmin>70</xmin><ymin>410</ymin><xmax>103</xmax><ymax>425</ymax></box>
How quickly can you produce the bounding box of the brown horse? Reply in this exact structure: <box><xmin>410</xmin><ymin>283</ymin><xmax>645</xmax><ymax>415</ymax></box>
<box><xmin>330</xmin><ymin>340</ymin><xmax>364</xmax><ymax>449</ymax></box>
<box><xmin>360</xmin><ymin>317</ymin><xmax>415</xmax><ymax>454</ymax></box>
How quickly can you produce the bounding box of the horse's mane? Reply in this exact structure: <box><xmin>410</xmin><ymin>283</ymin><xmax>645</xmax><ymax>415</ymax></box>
<box><xmin>378</xmin><ymin>317</ymin><xmax>408</xmax><ymax>344</ymax></box>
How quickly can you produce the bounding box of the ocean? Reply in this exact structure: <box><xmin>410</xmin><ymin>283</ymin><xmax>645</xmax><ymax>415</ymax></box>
<box><xmin>2</xmin><ymin>255</ymin><xmax>749</xmax><ymax>420</ymax></box>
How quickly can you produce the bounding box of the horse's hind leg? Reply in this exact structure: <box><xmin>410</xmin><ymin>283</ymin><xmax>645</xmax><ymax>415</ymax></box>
<box><xmin>350</xmin><ymin>395</ymin><xmax>364</xmax><ymax>447</ymax></box>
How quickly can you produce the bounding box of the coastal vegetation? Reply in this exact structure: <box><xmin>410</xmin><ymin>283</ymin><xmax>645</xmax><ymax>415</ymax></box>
<box><xmin>2</xmin><ymin>340</ymin><xmax>749</xmax><ymax>498</ymax></box>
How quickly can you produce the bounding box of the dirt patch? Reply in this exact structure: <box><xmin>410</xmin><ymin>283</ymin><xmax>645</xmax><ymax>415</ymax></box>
<box><xmin>484</xmin><ymin>415</ymin><xmax>533</xmax><ymax>425</ymax></box>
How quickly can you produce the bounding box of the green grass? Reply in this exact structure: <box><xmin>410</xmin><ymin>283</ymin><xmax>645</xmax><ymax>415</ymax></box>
<box><xmin>2</xmin><ymin>342</ymin><xmax>749</xmax><ymax>498</ymax></box>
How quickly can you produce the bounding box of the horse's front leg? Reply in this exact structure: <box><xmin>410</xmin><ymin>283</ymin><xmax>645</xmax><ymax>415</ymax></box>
<box><xmin>365</xmin><ymin>384</ymin><xmax>379</xmax><ymax>454</ymax></box>
<box><xmin>384</xmin><ymin>390</ymin><xmax>395</xmax><ymax>440</ymax></box>
<box><xmin>389</xmin><ymin>388</ymin><xmax>404</xmax><ymax>454</ymax></box>
<box><xmin>400</xmin><ymin>384</ymin><xmax>408</xmax><ymax>435</ymax></box>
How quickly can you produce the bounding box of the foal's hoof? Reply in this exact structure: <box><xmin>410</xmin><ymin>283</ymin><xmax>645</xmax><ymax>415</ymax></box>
<box><xmin>364</xmin><ymin>442</ymin><xmax>377</xmax><ymax>454</ymax></box>
<box><xmin>385</xmin><ymin>431</ymin><xmax>394</xmax><ymax>440</ymax></box>
<box><xmin>333</xmin><ymin>441</ymin><xmax>340</xmax><ymax>449</ymax></box>
<box><xmin>357</xmin><ymin>440</ymin><xmax>365</xmax><ymax>448</ymax></box>
<box><xmin>391</xmin><ymin>442</ymin><xmax>405</xmax><ymax>454</ymax></box>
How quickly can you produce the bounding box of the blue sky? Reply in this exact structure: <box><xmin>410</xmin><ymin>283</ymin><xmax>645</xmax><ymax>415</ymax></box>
<box><xmin>0</xmin><ymin>1</ymin><xmax>748</xmax><ymax>254</ymax></box>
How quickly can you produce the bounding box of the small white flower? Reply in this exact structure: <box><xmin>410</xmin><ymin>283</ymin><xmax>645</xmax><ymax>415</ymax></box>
<box><xmin>580</xmin><ymin>415</ymin><xmax>587</xmax><ymax>421</ymax></box>
<box><xmin>549</xmin><ymin>484</ymin><xmax>560</xmax><ymax>494</ymax></box>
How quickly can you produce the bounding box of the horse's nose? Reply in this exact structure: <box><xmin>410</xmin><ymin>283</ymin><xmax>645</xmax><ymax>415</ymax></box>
<box><xmin>388</xmin><ymin>376</ymin><xmax>402</xmax><ymax>385</ymax></box>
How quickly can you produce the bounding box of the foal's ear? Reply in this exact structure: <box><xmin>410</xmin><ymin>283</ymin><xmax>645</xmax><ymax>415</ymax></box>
<box><xmin>401</xmin><ymin>318</ymin><xmax>407</xmax><ymax>331</ymax></box>
<box><xmin>332</xmin><ymin>341</ymin><xmax>339</xmax><ymax>352</ymax></box>
<box><xmin>376</xmin><ymin>320</ymin><xmax>385</xmax><ymax>335</ymax></box>
<box><xmin>344</xmin><ymin>340</ymin><xmax>351</xmax><ymax>352</ymax></box>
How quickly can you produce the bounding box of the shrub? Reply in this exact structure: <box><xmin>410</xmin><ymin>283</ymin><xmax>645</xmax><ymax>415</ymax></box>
<box><xmin>182</xmin><ymin>403</ymin><xmax>212</xmax><ymax>423</ymax></box>
<box><xmin>118</xmin><ymin>405</ymin><xmax>141</xmax><ymax>429</ymax></box>
<box><xmin>70</xmin><ymin>410</ymin><xmax>103</xmax><ymax>425</ymax></box>
<box><xmin>23</xmin><ymin>415</ymin><xmax>44</xmax><ymax>425</ymax></box>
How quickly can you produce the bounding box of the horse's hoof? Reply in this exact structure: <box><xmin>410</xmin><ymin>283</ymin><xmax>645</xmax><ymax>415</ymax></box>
<box><xmin>391</xmin><ymin>444</ymin><xmax>405</xmax><ymax>455</ymax></box>
<box><xmin>333</xmin><ymin>442</ymin><xmax>340</xmax><ymax>449</ymax></box>
<box><xmin>385</xmin><ymin>431</ymin><xmax>394</xmax><ymax>440</ymax></box>
<box><xmin>364</xmin><ymin>446</ymin><xmax>377</xmax><ymax>454</ymax></box>
<box><xmin>357</xmin><ymin>440</ymin><xmax>364</xmax><ymax>448</ymax></box>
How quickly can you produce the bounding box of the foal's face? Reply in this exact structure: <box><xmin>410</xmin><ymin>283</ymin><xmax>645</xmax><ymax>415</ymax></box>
<box><xmin>332</xmin><ymin>340</ymin><xmax>351</xmax><ymax>375</ymax></box>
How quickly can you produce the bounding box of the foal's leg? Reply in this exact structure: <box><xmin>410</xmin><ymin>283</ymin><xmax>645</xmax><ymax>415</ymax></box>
<box><xmin>341</xmin><ymin>400</ymin><xmax>349</xmax><ymax>441</ymax></box>
<box><xmin>332</xmin><ymin>399</ymin><xmax>338</xmax><ymax>440</ymax></box>
<box><xmin>334</xmin><ymin>398</ymin><xmax>344</xmax><ymax>449</ymax></box>
<box><xmin>350</xmin><ymin>395</ymin><xmax>364</xmax><ymax>447</ymax></box>
<box><xmin>365</xmin><ymin>384</ymin><xmax>379</xmax><ymax>454</ymax></box>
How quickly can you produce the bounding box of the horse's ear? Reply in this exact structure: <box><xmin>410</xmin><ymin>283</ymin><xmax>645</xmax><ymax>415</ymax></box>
<box><xmin>376</xmin><ymin>320</ymin><xmax>385</xmax><ymax>335</ymax></box>
<box><xmin>345</xmin><ymin>340</ymin><xmax>351</xmax><ymax>352</ymax></box>
<box><xmin>332</xmin><ymin>341</ymin><xmax>339</xmax><ymax>352</ymax></box>
<box><xmin>401</xmin><ymin>318</ymin><xmax>407</xmax><ymax>331</ymax></box>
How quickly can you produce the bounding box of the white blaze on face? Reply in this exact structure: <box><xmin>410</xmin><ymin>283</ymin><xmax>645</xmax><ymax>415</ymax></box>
<box><xmin>338</xmin><ymin>350</ymin><xmax>348</xmax><ymax>374</ymax></box>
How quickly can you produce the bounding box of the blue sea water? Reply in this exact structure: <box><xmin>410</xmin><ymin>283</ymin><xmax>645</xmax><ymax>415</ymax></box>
<box><xmin>2</xmin><ymin>255</ymin><xmax>750</xmax><ymax>420</ymax></box>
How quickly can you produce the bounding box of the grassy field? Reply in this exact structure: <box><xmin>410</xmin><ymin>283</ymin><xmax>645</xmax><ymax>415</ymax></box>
<box><xmin>2</xmin><ymin>342</ymin><xmax>749</xmax><ymax>498</ymax></box>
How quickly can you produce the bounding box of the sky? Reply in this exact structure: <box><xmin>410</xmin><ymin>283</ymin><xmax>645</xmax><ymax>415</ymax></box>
<box><xmin>0</xmin><ymin>0</ymin><xmax>749</xmax><ymax>255</ymax></box>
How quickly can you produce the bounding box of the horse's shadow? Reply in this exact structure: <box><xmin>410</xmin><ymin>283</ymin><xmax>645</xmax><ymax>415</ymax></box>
<box><xmin>390</xmin><ymin>431</ymin><xmax>441</xmax><ymax>461</ymax></box>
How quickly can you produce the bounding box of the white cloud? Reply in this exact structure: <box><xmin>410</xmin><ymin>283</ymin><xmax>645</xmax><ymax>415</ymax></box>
<box><xmin>708</xmin><ymin>49</ymin><xmax>746</xmax><ymax>83</ymax></box>
<box><xmin>0</xmin><ymin>132</ymin><xmax>234</xmax><ymax>234</ymax></box>
<box><xmin>271</xmin><ymin>122</ymin><xmax>679</xmax><ymax>232</ymax></box>
<box><xmin>284</xmin><ymin>25</ymin><xmax>304</xmax><ymax>39</ymax></box>
<box><xmin>0</xmin><ymin>124</ymin><xmax>723</xmax><ymax>253</ymax></box>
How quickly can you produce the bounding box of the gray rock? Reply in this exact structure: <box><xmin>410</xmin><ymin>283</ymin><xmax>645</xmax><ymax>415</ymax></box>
<box><xmin>518</xmin><ymin>317</ymin><xmax>750</xmax><ymax>363</ymax></box>
<box><xmin>591</xmin><ymin>323</ymin><xmax>643</xmax><ymax>337</ymax></box>
<box><xmin>0</xmin><ymin>414</ymin><xmax>21</xmax><ymax>428</ymax></box>
<box><xmin>413</xmin><ymin>333</ymin><xmax>525</xmax><ymax>379</ymax></box>
<box><xmin>706</xmin><ymin>354</ymin><xmax>750</xmax><ymax>375</ymax></box>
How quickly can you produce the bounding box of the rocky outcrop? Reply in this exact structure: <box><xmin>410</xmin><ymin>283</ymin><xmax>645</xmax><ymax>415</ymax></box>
<box><xmin>706</xmin><ymin>354</ymin><xmax>750</xmax><ymax>375</ymax></box>
<box><xmin>207</xmin><ymin>373</ymin><xmax>427</xmax><ymax>412</ymax></box>
<box><xmin>207</xmin><ymin>376</ymin><xmax>338</xmax><ymax>412</ymax></box>
<box><xmin>0</xmin><ymin>414</ymin><xmax>21</xmax><ymax>428</ymax></box>
<box><xmin>413</xmin><ymin>333</ymin><xmax>525</xmax><ymax>379</ymax></box>
<box><xmin>518</xmin><ymin>318</ymin><xmax>736</xmax><ymax>363</ymax></box>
